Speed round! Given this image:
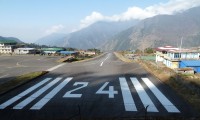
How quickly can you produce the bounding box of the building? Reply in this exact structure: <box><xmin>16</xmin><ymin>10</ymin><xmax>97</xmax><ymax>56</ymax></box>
<box><xmin>79</xmin><ymin>51</ymin><xmax>96</xmax><ymax>56</ymax></box>
<box><xmin>59</xmin><ymin>51</ymin><xmax>79</xmax><ymax>56</ymax></box>
<box><xmin>179</xmin><ymin>60</ymin><xmax>200</xmax><ymax>73</ymax></box>
<box><xmin>85</xmin><ymin>51</ymin><xmax>96</xmax><ymax>56</ymax></box>
<box><xmin>155</xmin><ymin>46</ymin><xmax>179</xmax><ymax>63</ymax></box>
<box><xmin>41</xmin><ymin>48</ymin><xmax>65</xmax><ymax>55</ymax></box>
<box><xmin>155</xmin><ymin>46</ymin><xmax>200</xmax><ymax>69</ymax></box>
<box><xmin>0</xmin><ymin>40</ymin><xmax>17</xmax><ymax>54</ymax></box>
<box><xmin>125</xmin><ymin>54</ymin><xmax>135</xmax><ymax>59</ymax></box>
<box><xmin>14</xmin><ymin>48</ymin><xmax>36</xmax><ymax>54</ymax></box>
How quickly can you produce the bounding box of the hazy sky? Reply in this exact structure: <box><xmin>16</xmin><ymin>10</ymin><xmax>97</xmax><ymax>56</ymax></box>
<box><xmin>0</xmin><ymin>0</ymin><xmax>200</xmax><ymax>43</ymax></box>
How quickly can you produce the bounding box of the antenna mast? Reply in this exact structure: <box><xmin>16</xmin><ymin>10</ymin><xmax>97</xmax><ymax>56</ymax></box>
<box><xmin>179</xmin><ymin>37</ymin><xmax>183</xmax><ymax>59</ymax></box>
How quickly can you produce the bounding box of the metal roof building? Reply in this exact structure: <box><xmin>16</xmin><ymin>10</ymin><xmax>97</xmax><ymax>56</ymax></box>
<box><xmin>59</xmin><ymin>51</ymin><xmax>77</xmax><ymax>55</ymax></box>
<box><xmin>41</xmin><ymin>48</ymin><xmax>65</xmax><ymax>51</ymax></box>
<box><xmin>41</xmin><ymin>48</ymin><xmax>65</xmax><ymax>54</ymax></box>
<box><xmin>14</xmin><ymin>48</ymin><xmax>36</xmax><ymax>54</ymax></box>
<box><xmin>180</xmin><ymin>60</ymin><xmax>200</xmax><ymax>73</ymax></box>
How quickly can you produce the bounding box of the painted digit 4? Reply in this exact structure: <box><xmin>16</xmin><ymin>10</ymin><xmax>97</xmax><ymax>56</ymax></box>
<box><xmin>96</xmin><ymin>82</ymin><xmax>118</xmax><ymax>98</ymax></box>
<box><xmin>63</xmin><ymin>82</ymin><xmax>88</xmax><ymax>98</ymax></box>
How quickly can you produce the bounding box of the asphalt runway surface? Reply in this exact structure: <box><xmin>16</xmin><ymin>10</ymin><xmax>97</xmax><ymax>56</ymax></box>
<box><xmin>0</xmin><ymin>55</ymin><xmax>60</xmax><ymax>84</ymax></box>
<box><xmin>0</xmin><ymin>53</ymin><xmax>196</xmax><ymax>120</ymax></box>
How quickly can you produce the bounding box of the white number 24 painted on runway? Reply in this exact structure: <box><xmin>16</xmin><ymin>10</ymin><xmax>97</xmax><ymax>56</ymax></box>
<box><xmin>63</xmin><ymin>82</ymin><xmax>118</xmax><ymax>98</ymax></box>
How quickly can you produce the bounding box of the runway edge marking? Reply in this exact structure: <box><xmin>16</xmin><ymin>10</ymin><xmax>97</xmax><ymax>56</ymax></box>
<box><xmin>47</xmin><ymin>63</ymin><xmax>66</xmax><ymax>72</ymax></box>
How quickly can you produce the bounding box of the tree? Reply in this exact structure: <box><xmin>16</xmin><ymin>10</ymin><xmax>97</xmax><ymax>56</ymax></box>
<box><xmin>66</xmin><ymin>47</ymin><xmax>77</xmax><ymax>51</ymax></box>
<box><xmin>134</xmin><ymin>49</ymin><xmax>142</xmax><ymax>54</ymax></box>
<box><xmin>144</xmin><ymin>48</ymin><xmax>154</xmax><ymax>54</ymax></box>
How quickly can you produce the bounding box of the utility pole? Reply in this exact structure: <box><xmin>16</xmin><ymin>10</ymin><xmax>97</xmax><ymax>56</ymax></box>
<box><xmin>141</xmin><ymin>23</ymin><xmax>145</xmax><ymax>58</ymax></box>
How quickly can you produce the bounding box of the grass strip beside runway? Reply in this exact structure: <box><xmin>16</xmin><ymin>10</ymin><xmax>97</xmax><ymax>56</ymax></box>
<box><xmin>0</xmin><ymin>71</ymin><xmax>48</xmax><ymax>95</ymax></box>
<box><xmin>114</xmin><ymin>52</ymin><xmax>133</xmax><ymax>63</ymax></box>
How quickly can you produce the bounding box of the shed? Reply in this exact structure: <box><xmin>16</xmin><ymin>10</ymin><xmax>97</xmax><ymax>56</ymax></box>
<box><xmin>59</xmin><ymin>51</ymin><xmax>78</xmax><ymax>55</ymax></box>
<box><xmin>14</xmin><ymin>48</ymin><xmax>36</xmax><ymax>54</ymax></box>
<box><xmin>41</xmin><ymin>48</ymin><xmax>65</xmax><ymax>54</ymax></box>
<box><xmin>179</xmin><ymin>60</ymin><xmax>200</xmax><ymax>73</ymax></box>
<box><xmin>176</xmin><ymin>68</ymin><xmax>194</xmax><ymax>74</ymax></box>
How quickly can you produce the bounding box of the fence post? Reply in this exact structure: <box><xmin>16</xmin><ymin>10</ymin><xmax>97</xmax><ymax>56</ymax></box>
<box><xmin>78</xmin><ymin>105</ymin><xmax>81</xmax><ymax>120</ymax></box>
<box><xmin>145</xmin><ymin>105</ymin><xmax>149</xmax><ymax>120</ymax></box>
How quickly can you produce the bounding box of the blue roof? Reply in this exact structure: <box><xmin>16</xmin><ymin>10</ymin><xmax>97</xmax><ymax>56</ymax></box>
<box><xmin>60</xmin><ymin>51</ymin><xmax>77</xmax><ymax>55</ymax></box>
<box><xmin>181</xmin><ymin>60</ymin><xmax>200</xmax><ymax>67</ymax></box>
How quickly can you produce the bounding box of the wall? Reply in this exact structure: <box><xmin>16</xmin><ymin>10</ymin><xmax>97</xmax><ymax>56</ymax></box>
<box><xmin>0</xmin><ymin>44</ymin><xmax>12</xmax><ymax>54</ymax></box>
<box><xmin>171</xmin><ymin>61</ymin><xmax>179</xmax><ymax>69</ymax></box>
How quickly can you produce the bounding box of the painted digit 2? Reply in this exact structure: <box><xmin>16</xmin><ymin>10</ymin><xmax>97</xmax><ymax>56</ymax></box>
<box><xmin>63</xmin><ymin>82</ymin><xmax>88</xmax><ymax>98</ymax></box>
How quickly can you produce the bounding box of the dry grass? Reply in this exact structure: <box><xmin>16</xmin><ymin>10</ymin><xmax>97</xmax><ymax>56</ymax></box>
<box><xmin>0</xmin><ymin>71</ymin><xmax>48</xmax><ymax>94</ymax></box>
<box><xmin>114</xmin><ymin>52</ymin><xmax>133</xmax><ymax>63</ymax></box>
<box><xmin>58</xmin><ymin>53</ymin><xmax>105</xmax><ymax>63</ymax></box>
<box><xmin>57</xmin><ymin>56</ymin><xmax>74</xmax><ymax>63</ymax></box>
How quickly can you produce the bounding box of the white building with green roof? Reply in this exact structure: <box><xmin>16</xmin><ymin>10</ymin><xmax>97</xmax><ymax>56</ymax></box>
<box><xmin>41</xmin><ymin>48</ymin><xmax>65</xmax><ymax>54</ymax></box>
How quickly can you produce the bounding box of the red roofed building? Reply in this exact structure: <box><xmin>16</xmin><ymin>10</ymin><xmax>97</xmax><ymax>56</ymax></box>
<box><xmin>155</xmin><ymin>46</ymin><xmax>200</xmax><ymax>69</ymax></box>
<box><xmin>155</xmin><ymin>46</ymin><xmax>179</xmax><ymax>63</ymax></box>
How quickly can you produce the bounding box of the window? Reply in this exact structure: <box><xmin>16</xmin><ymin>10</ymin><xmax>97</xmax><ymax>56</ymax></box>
<box><xmin>162</xmin><ymin>51</ymin><xmax>167</xmax><ymax>54</ymax></box>
<box><xmin>174</xmin><ymin>53</ymin><xmax>181</xmax><ymax>58</ymax></box>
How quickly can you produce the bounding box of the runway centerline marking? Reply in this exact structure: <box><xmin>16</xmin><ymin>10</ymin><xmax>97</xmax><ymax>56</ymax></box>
<box><xmin>119</xmin><ymin>77</ymin><xmax>137</xmax><ymax>111</ymax></box>
<box><xmin>13</xmin><ymin>78</ymin><xmax>62</xmax><ymax>109</ymax></box>
<box><xmin>100</xmin><ymin>62</ymin><xmax>104</xmax><ymax>66</ymax></box>
<box><xmin>0</xmin><ymin>78</ymin><xmax>51</xmax><ymax>109</ymax></box>
<box><xmin>100</xmin><ymin>55</ymin><xmax>109</xmax><ymax>67</ymax></box>
<box><xmin>142</xmin><ymin>78</ymin><xmax>180</xmax><ymax>113</ymax></box>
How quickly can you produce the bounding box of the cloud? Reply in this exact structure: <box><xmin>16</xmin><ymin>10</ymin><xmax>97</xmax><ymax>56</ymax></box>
<box><xmin>71</xmin><ymin>12</ymin><xmax>105</xmax><ymax>32</ymax></box>
<box><xmin>80</xmin><ymin>12</ymin><xmax>105</xmax><ymax>29</ymax></box>
<box><xmin>75</xmin><ymin>0</ymin><xmax>200</xmax><ymax>31</ymax></box>
<box><xmin>145</xmin><ymin>0</ymin><xmax>200</xmax><ymax>15</ymax></box>
<box><xmin>45</xmin><ymin>24</ymin><xmax>64</xmax><ymax>35</ymax></box>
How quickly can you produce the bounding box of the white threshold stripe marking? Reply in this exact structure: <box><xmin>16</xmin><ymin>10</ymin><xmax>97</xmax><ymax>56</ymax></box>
<box><xmin>47</xmin><ymin>63</ymin><xmax>66</xmax><ymax>71</ymax></box>
<box><xmin>130</xmin><ymin>77</ymin><xmax>158</xmax><ymax>112</ymax></box>
<box><xmin>142</xmin><ymin>78</ymin><xmax>180</xmax><ymax>113</ymax></box>
<box><xmin>0</xmin><ymin>78</ymin><xmax>51</xmax><ymax>109</ymax></box>
<box><xmin>30</xmin><ymin>77</ymin><xmax>73</xmax><ymax>110</ymax></box>
<box><xmin>119</xmin><ymin>77</ymin><xmax>137</xmax><ymax>111</ymax></box>
<box><xmin>13</xmin><ymin>77</ymin><xmax>62</xmax><ymax>109</ymax></box>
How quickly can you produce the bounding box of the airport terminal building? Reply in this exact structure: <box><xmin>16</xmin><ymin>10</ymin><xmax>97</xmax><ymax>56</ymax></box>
<box><xmin>0</xmin><ymin>40</ymin><xmax>17</xmax><ymax>54</ymax></box>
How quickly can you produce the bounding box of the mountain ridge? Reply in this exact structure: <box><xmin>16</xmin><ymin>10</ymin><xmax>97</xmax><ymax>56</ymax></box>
<box><xmin>0</xmin><ymin>36</ymin><xmax>23</xmax><ymax>43</ymax></box>
<box><xmin>103</xmin><ymin>6</ymin><xmax>200</xmax><ymax>51</ymax></box>
<box><xmin>35</xmin><ymin>20</ymin><xmax>139</xmax><ymax>49</ymax></box>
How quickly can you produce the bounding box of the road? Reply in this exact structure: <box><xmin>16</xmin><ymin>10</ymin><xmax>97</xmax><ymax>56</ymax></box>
<box><xmin>0</xmin><ymin>53</ymin><xmax>196</xmax><ymax>120</ymax></box>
